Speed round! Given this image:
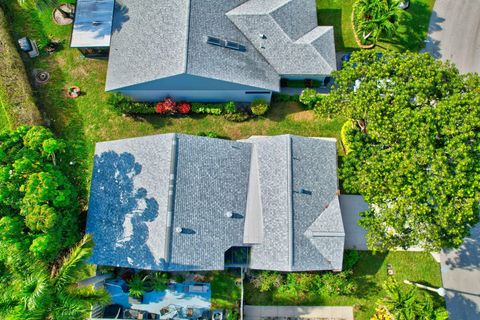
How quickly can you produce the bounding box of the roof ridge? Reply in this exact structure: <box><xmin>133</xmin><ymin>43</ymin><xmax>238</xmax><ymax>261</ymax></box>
<box><xmin>164</xmin><ymin>133</ymin><xmax>178</xmax><ymax>267</ymax></box>
<box><xmin>183</xmin><ymin>0</ymin><xmax>192</xmax><ymax>73</ymax></box>
<box><xmin>286</xmin><ymin>135</ymin><xmax>294</xmax><ymax>269</ymax></box>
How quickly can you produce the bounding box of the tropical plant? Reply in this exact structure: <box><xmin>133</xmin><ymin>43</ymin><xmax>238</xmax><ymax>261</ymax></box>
<box><xmin>299</xmin><ymin>88</ymin><xmax>320</xmax><ymax>109</ymax></box>
<box><xmin>155</xmin><ymin>98</ymin><xmax>177</xmax><ymax>114</ymax></box>
<box><xmin>353</xmin><ymin>0</ymin><xmax>403</xmax><ymax>45</ymax></box>
<box><xmin>224</xmin><ymin>101</ymin><xmax>237</xmax><ymax>114</ymax></box>
<box><xmin>128</xmin><ymin>274</ymin><xmax>148</xmax><ymax>298</ymax></box>
<box><xmin>0</xmin><ymin>235</ymin><xmax>110</xmax><ymax>320</ymax></box>
<box><xmin>0</xmin><ymin>126</ymin><xmax>79</xmax><ymax>262</ymax></box>
<box><xmin>148</xmin><ymin>272</ymin><xmax>169</xmax><ymax>291</ymax></box>
<box><xmin>317</xmin><ymin>51</ymin><xmax>480</xmax><ymax>251</ymax></box>
<box><xmin>177</xmin><ymin>102</ymin><xmax>191</xmax><ymax>114</ymax></box>
<box><xmin>379</xmin><ymin>278</ymin><xmax>448</xmax><ymax>320</ymax></box>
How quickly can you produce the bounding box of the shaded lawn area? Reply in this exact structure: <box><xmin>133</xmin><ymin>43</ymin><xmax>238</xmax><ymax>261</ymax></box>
<box><xmin>5</xmin><ymin>3</ymin><xmax>345</xmax><ymax>202</ymax></box>
<box><xmin>210</xmin><ymin>271</ymin><xmax>241</xmax><ymax>310</ymax></box>
<box><xmin>316</xmin><ymin>0</ymin><xmax>436</xmax><ymax>52</ymax></box>
<box><xmin>0</xmin><ymin>93</ymin><xmax>11</xmax><ymax>130</ymax></box>
<box><xmin>245</xmin><ymin>251</ymin><xmax>444</xmax><ymax>320</ymax></box>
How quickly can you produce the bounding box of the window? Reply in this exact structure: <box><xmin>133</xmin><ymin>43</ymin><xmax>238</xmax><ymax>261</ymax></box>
<box><xmin>245</xmin><ymin>91</ymin><xmax>271</xmax><ymax>95</ymax></box>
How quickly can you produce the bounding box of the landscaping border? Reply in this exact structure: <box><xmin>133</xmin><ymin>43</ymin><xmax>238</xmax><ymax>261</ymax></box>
<box><xmin>0</xmin><ymin>7</ymin><xmax>43</xmax><ymax>128</ymax></box>
<box><xmin>351</xmin><ymin>6</ymin><xmax>375</xmax><ymax>49</ymax></box>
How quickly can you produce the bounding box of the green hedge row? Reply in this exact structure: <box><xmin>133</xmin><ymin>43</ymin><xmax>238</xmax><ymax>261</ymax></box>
<box><xmin>0</xmin><ymin>7</ymin><xmax>43</xmax><ymax>128</ymax></box>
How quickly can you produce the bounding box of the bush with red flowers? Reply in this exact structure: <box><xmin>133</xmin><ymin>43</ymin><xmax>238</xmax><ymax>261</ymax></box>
<box><xmin>155</xmin><ymin>97</ymin><xmax>177</xmax><ymax>114</ymax></box>
<box><xmin>177</xmin><ymin>102</ymin><xmax>191</xmax><ymax>114</ymax></box>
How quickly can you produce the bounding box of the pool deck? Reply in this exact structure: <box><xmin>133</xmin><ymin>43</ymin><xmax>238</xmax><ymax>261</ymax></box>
<box><xmin>105</xmin><ymin>279</ymin><xmax>211</xmax><ymax>317</ymax></box>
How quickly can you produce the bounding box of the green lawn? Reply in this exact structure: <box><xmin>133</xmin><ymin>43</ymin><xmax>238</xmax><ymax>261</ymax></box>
<box><xmin>245</xmin><ymin>251</ymin><xmax>445</xmax><ymax>320</ymax></box>
<box><xmin>210</xmin><ymin>271</ymin><xmax>241</xmax><ymax>310</ymax></box>
<box><xmin>0</xmin><ymin>92</ymin><xmax>11</xmax><ymax>130</ymax></box>
<box><xmin>316</xmin><ymin>0</ymin><xmax>436</xmax><ymax>52</ymax></box>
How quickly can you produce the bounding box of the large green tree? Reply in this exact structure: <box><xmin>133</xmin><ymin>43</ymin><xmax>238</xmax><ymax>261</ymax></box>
<box><xmin>317</xmin><ymin>51</ymin><xmax>480</xmax><ymax>251</ymax></box>
<box><xmin>0</xmin><ymin>235</ymin><xmax>110</xmax><ymax>320</ymax></box>
<box><xmin>0</xmin><ymin>126</ymin><xmax>79</xmax><ymax>261</ymax></box>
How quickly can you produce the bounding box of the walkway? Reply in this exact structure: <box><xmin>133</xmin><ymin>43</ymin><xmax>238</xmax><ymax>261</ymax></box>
<box><xmin>422</xmin><ymin>0</ymin><xmax>480</xmax><ymax>73</ymax></box>
<box><xmin>440</xmin><ymin>221</ymin><xmax>480</xmax><ymax>319</ymax></box>
<box><xmin>339</xmin><ymin>194</ymin><xmax>369</xmax><ymax>250</ymax></box>
<box><xmin>244</xmin><ymin>306</ymin><xmax>353</xmax><ymax>320</ymax></box>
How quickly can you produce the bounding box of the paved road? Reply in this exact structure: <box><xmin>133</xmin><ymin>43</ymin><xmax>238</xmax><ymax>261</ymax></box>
<box><xmin>423</xmin><ymin>0</ymin><xmax>480</xmax><ymax>73</ymax></box>
<box><xmin>440</xmin><ymin>222</ymin><xmax>480</xmax><ymax>320</ymax></box>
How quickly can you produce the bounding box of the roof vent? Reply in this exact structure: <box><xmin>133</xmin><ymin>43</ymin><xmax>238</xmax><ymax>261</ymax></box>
<box><xmin>296</xmin><ymin>188</ymin><xmax>312</xmax><ymax>195</ymax></box>
<box><xmin>225</xmin><ymin>211</ymin><xmax>233</xmax><ymax>218</ymax></box>
<box><xmin>260</xmin><ymin>34</ymin><xmax>267</xmax><ymax>39</ymax></box>
<box><xmin>175</xmin><ymin>227</ymin><xmax>183</xmax><ymax>234</ymax></box>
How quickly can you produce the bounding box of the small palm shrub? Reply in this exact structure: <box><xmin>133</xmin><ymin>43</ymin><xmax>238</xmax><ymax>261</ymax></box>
<box><xmin>128</xmin><ymin>274</ymin><xmax>147</xmax><ymax>298</ymax></box>
<box><xmin>250</xmin><ymin>271</ymin><xmax>283</xmax><ymax>292</ymax></box>
<box><xmin>224</xmin><ymin>101</ymin><xmax>237</xmax><ymax>114</ymax></box>
<box><xmin>148</xmin><ymin>272</ymin><xmax>169</xmax><ymax>291</ymax></box>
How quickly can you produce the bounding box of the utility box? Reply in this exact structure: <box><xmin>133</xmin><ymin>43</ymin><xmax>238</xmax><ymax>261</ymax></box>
<box><xmin>18</xmin><ymin>37</ymin><xmax>39</xmax><ymax>58</ymax></box>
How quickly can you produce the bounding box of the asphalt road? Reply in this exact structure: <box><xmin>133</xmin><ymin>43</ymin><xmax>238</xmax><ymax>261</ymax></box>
<box><xmin>440</xmin><ymin>222</ymin><xmax>480</xmax><ymax>319</ymax></box>
<box><xmin>422</xmin><ymin>0</ymin><xmax>480</xmax><ymax>73</ymax></box>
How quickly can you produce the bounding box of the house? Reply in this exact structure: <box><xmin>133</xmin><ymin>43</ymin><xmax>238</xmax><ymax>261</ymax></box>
<box><xmin>86</xmin><ymin>134</ymin><xmax>345</xmax><ymax>272</ymax></box>
<box><xmin>70</xmin><ymin>0</ymin><xmax>337</xmax><ymax>102</ymax></box>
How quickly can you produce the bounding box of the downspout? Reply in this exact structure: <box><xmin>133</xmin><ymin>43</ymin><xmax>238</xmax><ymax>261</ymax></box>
<box><xmin>164</xmin><ymin>134</ymin><xmax>178</xmax><ymax>268</ymax></box>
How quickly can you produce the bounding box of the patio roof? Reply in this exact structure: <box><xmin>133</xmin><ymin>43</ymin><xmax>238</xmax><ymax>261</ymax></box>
<box><xmin>71</xmin><ymin>0</ymin><xmax>115</xmax><ymax>48</ymax></box>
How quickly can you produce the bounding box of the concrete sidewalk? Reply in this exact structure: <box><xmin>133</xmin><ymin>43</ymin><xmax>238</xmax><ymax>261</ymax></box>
<box><xmin>244</xmin><ymin>305</ymin><xmax>353</xmax><ymax>320</ymax></box>
<box><xmin>422</xmin><ymin>0</ymin><xmax>480</xmax><ymax>73</ymax></box>
<box><xmin>440</xmin><ymin>222</ymin><xmax>480</xmax><ymax>319</ymax></box>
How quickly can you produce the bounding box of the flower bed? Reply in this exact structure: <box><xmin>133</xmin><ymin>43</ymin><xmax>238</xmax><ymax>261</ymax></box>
<box><xmin>107</xmin><ymin>94</ymin><xmax>270</xmax><ymax>122</ymax></box>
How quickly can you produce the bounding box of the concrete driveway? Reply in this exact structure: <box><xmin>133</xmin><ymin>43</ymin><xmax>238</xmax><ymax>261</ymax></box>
<box><xmin>423</xmin><ymin>0</ymin><xmax>480</xmax><ymax>73</ymax></box>
<box><xmin>441</xmin><ymin>222</ymin><xmax>480</xmax><ymax>319</ymax></box>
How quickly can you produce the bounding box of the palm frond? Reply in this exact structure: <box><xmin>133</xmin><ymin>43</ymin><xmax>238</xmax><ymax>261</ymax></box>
<box><xmin>53</xmin><ymin>234</ymin><xmax>93</xmax><ymax>290</ymax></box>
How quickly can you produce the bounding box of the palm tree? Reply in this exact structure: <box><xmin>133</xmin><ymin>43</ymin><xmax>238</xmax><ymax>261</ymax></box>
<box><xmin>0</xmin><ymin>235</ymin><xmax>110</xmax><ymax>320</ymax></box>
<box><xmin>354</xmin><ymin>0</ymin><xmax>403</xmax><ymax>45</ymax></box>
<box><xmin>381</xmin><ymin>278</ymin><xmax>418</xmax><ymax>320</ymax></box>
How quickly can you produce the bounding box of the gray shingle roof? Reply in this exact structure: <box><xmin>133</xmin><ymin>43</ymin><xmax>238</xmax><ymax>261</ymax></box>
<box><xmin>227</xmin><ymin>1</ymin><xmax>337</xmax><ymax>76</ymax></box>
<box><xmin>246</xmin><ymin>136</ymin><xmax>344</xmax><ymax>271</ymax></box>
<box><xmin>87</xmin><ymin>134</ymin><xmax>344</xmax><ymax>271</ymax></box>
<box><xmin>105</xmin><ymin>0</ymin><xmax>336</xmax><ymax>91</ymax></box>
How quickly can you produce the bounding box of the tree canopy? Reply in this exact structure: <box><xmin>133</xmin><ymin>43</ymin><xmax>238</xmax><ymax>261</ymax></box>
<box><xmin>0</xmin><ymin>126</ymin><xmax>79</xmax><ymax>261</ymax></box>
<box><xmin>317</xmin><ymin>51</ymin><xmax>480</xmax><ymax>251</ymax></box>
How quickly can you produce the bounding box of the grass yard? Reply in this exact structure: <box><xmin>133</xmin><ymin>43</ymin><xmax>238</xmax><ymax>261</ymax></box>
<box><xmin>245</xmin><ymin>251</ymin><xmax>445</xmax><ymax>320</ymax></box>
<box><xmin>316</xmin><ymin>0</ymin><xmax>436</xmax><ymax>52</ymax></box>
<box><xmin>210</xmin><ymin>271</ymin><xmax>241</xmax><ymax>310</ymax></box>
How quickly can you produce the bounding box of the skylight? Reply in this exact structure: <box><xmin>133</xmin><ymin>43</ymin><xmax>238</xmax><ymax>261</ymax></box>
<box><xmin>206</xmin><ymin>36</ymin><xmax>246</xmax><ymax>52</ymax></box>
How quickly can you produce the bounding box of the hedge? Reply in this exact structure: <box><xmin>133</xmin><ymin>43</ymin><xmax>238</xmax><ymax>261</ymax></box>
<box><xmin>0</xmin><ymin>8</ymin><xmax>42</xmax><ymax>128</ymax></box>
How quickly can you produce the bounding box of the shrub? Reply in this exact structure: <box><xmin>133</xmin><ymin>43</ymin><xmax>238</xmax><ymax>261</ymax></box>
<box><xmin>177</xmin><ymin>102</ymin><xmax>191</xmax><ymax>114</ymax></box>
<box><xmin>174</xmin><ymin>274</ymin><xmax>185</xmax><ymax>283</ymax></box>
<box><xmin>250</xmin><ymin>99</ymin><xmax>270</xmax><ymax>116</ymax></box>
<box><xmin>343</xmin><ymin>250</ymin><xmax>360</xmax><ymax>270</ymax></box>
<box><xmin>107</xmin><ymin>93</ymin><xmax>155</xmax><ymax>114</ymax></box>
<box><xmin>224</xmin><ymin>112</ymin><xmax>250</xmax><ymax>122</ymax></box>
<box><xmin>300</xmin><ymin>88</ymin><xmax>322</xmax><ymax>109</ymax></box>
<box><xmin>224</xmin><ymin>101</ymin><xmax>237</xmax><ymax>114</ymax></box>
<box><xmin>128</xmin><ymin>274</ymin><xmax>147</xmax><ymax>298</ymax></box>
<box><xmin>0</xmin><ymin>8</ymin><xmax>42</xmax><ymax>128</ymax></box>
<box><xmin>272</xmin><ymin>93</ymin><xmax>300</xmax><ymax>103</ymax></box>
<box><xmin>314</xmin><ymin>271</ymin><xmax>357</xmax><ymax>296</ymax></box>
<box><xmin>156</xmin><ymin>97</ymin><xmax>176</xmax><ymax>114</ymax></box>
<box><xmin>191</xmin><ymin>103</ymin><xmax>224</xmax><ymax>115</ymax></box>
<box><xmin>197</xmin><ymin>131</ymin><xmax>219</xmax><ymax>138</ymax></box>
<box><xmin>251</xmin><ymin>271</ymin><xmax>283</xmax><ymax>292</ymax></box>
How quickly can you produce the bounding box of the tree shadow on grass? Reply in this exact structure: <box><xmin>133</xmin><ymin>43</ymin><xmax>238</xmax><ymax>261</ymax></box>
<box><xmin>317</xmin><ymin>8</ymin><xmax>357</xmax><ymax>52</ymax></box>
<box><xmin>379</xmin><ymin>0</ymin><xmax>443</xmax><ymax>52</ymax></box>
